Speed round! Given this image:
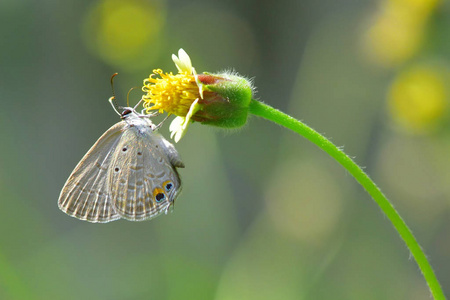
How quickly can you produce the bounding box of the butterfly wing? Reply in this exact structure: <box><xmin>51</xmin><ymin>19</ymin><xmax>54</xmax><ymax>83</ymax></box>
<box><xmin>109</xmin><ymin>126</ymin><xmax>183</xmax><ymax>221</ymax></box>
<box><xmin>58</xmin><ymin>122</ymin><xmax>126</xmax><ymax>223</ymax></box>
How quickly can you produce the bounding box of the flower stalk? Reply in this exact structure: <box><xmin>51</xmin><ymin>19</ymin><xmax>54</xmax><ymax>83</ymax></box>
<box><xmin>248</xmin><ymin>99</ymin><xmax>445</xmax><ymax>300</ymax></box>
<box><xmin>141</xmin><ymin>48</ymin><xmax>445</xmax><ymax>298</ymax></box>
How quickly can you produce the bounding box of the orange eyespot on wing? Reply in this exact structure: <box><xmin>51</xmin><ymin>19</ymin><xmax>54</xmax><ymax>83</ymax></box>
<box><xmin>163</xmin><ymin>180</ymin><xmax>174</xmax><ymax>193</ymax></box>
<box><xmin>153</xmin><ymin>188</ymin><xmax>166</xmax><ymax>203</ymax></box>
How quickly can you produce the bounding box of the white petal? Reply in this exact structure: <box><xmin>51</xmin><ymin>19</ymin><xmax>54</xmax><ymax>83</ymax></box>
<box><xmin>184</xmin><ymin>98</ymin><xmax>200</xmax><ymax>123</ymax></box>
<box><xmin>168</xmin><ymin>98</ymin><xmax>201</xmax><ymax>143</ymax></box>
<box><xmin>169</xmin><ymin>117</ymin><xmax>184</xmax><ymax>136</ymax></box>
<box><xmin>169</xmin><ymin>116</ymin><xmax>185</xmax><ymax>132</ymax></box>
<box><xmin>178</xmin><ymin>49</ymin><xmax>192</xmax><ymax>69</ymax></box>
<box><xmin>192</xmin><ymin>68</ymin><xmax>204</xmax><ymax>99</ymax></box>
<box><xmin>171</xmin><ymin>54</ymin><xmax>182</xmax><ymax>73</ymax></box>
<box><xmin>172</xmin><ymin>130</ymin><xmax>183</xmax><ymax>143</ymax></box>
<box><xmin>169</xmin><ymin>117</ymin><xmax>186</xmax><ymax>143</ymax></box>
<box><xmin>172</xmin><ymin>48</ymin><xmax>193</xmax><ymax>74</ymax></box>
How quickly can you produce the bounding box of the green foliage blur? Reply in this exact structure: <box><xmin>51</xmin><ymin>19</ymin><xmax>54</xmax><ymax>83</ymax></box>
<box><xmin>1</xmin><ymin>0</ymin><xmax>449</xmax><ymax>299</ymax></box>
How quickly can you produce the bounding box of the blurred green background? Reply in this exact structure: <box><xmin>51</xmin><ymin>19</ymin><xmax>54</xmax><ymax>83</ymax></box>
<box><xmin>1</xmin><ymin>0</ymin><xmax>450</xmax><ymax>299</ymax></box>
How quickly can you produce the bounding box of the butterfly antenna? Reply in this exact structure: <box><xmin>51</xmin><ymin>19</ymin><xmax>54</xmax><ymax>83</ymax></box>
<box><xmin>127</xmin><ymin>86</ymin><xmax>141</xmax><ymax>109</ymax></box>
<box><xmin>109</xmin><ymin>73</ymin><xmax>121</xmax><ymax>116</ymax></box>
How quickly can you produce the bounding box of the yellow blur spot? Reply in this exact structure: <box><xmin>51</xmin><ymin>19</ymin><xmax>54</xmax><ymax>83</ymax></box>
<box><xmin>363</xmin><ymin>0</ymin><xmax>440</xmax><ymax>68</ymax></box>
<box><xmin>388</xmin><ymin>64</ymin><xmax>448</xmax><ymax>133</ymax></box>
<box><xmin>390</xmin><ymin>0</ymin><xmax>440</xmax><ymax>16</ymax></box>
<box><xmin>82</xmin><ymin>0</ymin><xmax>166</xmax><ymax>71</ymax></box>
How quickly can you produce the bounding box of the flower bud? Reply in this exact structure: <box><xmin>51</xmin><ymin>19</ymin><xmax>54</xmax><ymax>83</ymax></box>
<box><xmin>190</xmin><ymin>73</ymin><xmax>253</xmax><ymax>128</ymax></box>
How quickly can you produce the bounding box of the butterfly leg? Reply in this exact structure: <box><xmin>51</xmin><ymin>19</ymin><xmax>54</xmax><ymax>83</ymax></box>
<box><xmin>153</xmin><ymin>114</ymin><xmax>170</xmax><ymax>130</ymax></box>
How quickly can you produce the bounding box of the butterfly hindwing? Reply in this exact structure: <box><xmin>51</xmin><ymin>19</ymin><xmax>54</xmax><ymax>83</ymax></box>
<box><xmin>58</xmin><ymin>122</ymin><xmax>125</xmax><ymax>223</ymax></box>
<box><xmin>109</xmin><ymin>122</ymin><xmax>183</xmax><ymax>221</ymax></box>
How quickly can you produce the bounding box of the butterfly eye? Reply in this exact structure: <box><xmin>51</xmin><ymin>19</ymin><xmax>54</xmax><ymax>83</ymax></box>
<box><xmin>153</xmin><ymin>188</ymin><xmax>166</xmax><ymax>203</ymax></box>
<box><xmin>122</xmin><ymin>147</ymin><xmax>128</xmax><ymax>152</ymax></box>
<box><xmin>114</xmin><ymin>167</ymin><xmax>120</xmax><ymax>172</ymax></box>
<box><xmin>121</xmin><ymin>109</ymin><xmax>132</xmax><ymax>116</ymax></box>
<box><xmin>163</xmin><ymin>181</ymin><xmax>174</xmax><ymax>192</ymax></box>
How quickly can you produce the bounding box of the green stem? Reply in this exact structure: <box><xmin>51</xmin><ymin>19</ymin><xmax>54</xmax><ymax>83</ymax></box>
<box><xmin>248</xmin><ymin>99</ymin><xmax>445</xmax><ymax>300</ymax></box>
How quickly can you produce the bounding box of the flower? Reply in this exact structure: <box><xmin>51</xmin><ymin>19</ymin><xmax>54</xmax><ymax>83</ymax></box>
<box><xmin>142</xmin><ymin>48</ymin><xmax>254</xmax><ymax>142</ymax></box>
<box><xmin>82</xmin><ymin>0</ymin><xmax>166</xmax><ymax>71</ymax></box>
<box><xmin>362</xmin><ymin>0</ymin><xmax>440</xmax><ymax>68</ymax></box>
<box><xmin>388</xmin><ymin>63</ymin><xmax>449</xmax><ymax>133</ymax></box>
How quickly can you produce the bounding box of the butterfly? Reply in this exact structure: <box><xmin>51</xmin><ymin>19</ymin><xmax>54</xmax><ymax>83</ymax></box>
<box><xmin>58</xmin><ymin>99</ymin><xmax>184</xmax><ymax>223</ymax></box>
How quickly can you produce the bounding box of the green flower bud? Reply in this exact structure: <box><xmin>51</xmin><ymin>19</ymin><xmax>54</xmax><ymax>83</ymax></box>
<box><xmin>192</xmin><ymin>73</ymin><xmax>253</xmax><ymax>128</ymax></box>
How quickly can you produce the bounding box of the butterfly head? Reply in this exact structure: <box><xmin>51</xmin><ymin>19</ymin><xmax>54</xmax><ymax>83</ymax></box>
<box><xmin>120</xmin><ymin>107</ymin><xmax>136</xmax><ymax>119</ymax></box>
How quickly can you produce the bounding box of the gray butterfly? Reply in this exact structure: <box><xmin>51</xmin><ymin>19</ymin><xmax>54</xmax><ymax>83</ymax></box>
<box><xmin>58</xmin><ymin>102</ymin><xmax>184</xmax><ymax>223</ymax></box>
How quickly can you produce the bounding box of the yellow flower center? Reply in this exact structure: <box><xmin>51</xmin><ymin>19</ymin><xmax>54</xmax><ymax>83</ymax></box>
<box><xmin>142</xmin><ymin>69</ymin><xmax>200</xmax><ymax>116</ymax></box>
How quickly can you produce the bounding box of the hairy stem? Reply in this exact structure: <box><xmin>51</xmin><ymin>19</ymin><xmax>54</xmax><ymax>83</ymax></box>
<box><xmin>248</xmin><ymin>99</ymin><xmax>445</xmax><ymax>299</ymax></box>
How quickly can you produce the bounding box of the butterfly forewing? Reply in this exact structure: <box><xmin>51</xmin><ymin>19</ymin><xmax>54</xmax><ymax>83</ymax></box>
<box><xmin>109</xmin><ymin>122</ymin><xmax>182</xmax><ymax>221</ymax></box>
<box><xmin>58</xmin><ymin>123</ymin><xmax>125</xmax><ymax>223</ymax></box>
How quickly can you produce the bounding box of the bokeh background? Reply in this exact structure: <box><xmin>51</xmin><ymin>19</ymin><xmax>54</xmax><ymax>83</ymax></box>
<box><xmin>1</xmin><ymin>0</ymin><xmax>450</xmax><ymax>299</ymax></box>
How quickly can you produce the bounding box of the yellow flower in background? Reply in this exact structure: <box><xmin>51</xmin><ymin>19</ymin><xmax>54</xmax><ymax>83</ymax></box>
<box><xmin>390</xmin><ymin>0</ymin><xmax>440</xmax><ymax>17</ymax></box>
<box><xmin>82</xmin><ymin>0</ymin><xmax>166</xmax><ymax>71</ymax></box>
<box><xmin>364</xmin><ymin>11</ymin><xmax>423</xmax><ymax>68</ymax></box>
<box><xmin>388</xmin><ymin>64</ymin><xmax>448</xmax><ymax>133</ymax></box>
<box><xmin>363</xmin><ymin>0</ymin><xmax>441</xmax><ymax>68</ymax></box>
